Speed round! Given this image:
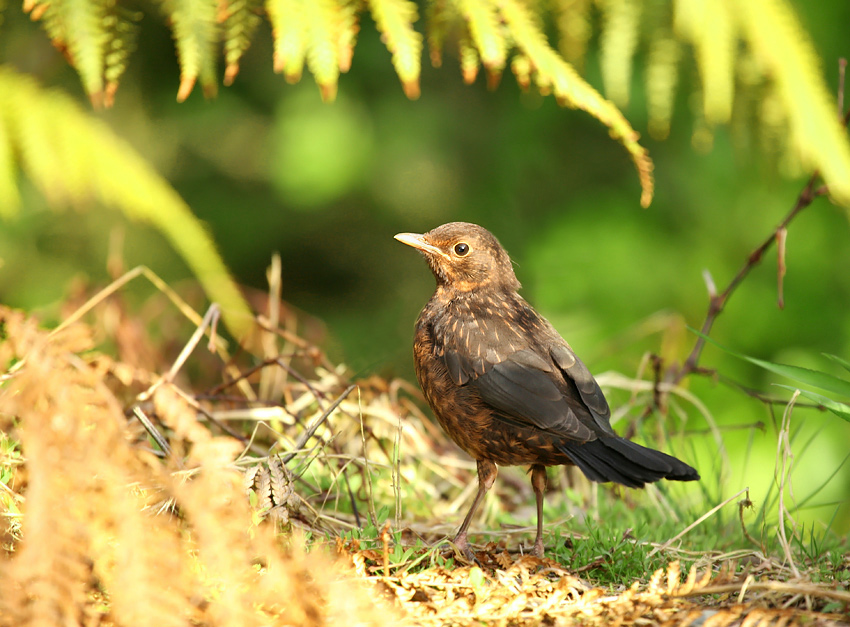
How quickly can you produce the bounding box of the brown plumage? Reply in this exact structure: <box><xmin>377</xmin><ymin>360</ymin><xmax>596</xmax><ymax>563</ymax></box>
<box><xmin>395</xmin><ymin>222</ymin><xmax>698</xmax><ymax>559</ymax></box>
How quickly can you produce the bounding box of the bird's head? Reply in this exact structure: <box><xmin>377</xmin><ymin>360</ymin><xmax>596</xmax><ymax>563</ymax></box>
<box><xmin>394</xmin><ymin>222</ymin><xmax>521</xmax><ymax>293</ymax></box>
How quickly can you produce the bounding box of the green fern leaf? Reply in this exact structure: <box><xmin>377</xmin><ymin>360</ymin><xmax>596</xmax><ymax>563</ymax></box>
<box><xmin>103</xmin><ymin>8</ymin><xmax>142</xmax><ymax>106</ymax></box>
<box><xmin>599</xmin><ymin>0</ymin><xmax>641</xmax><ymax>107</ymax></box>
<box><xmin>221</xmin><ymin>0</ymin><xmax>263</xmax><ymax>85</ymax></box>
<box><xmin>160</xmin><ymin>0</ymin><xmax>219</xmax><ymax>101</ymax></box>
<box><xmin>499</xmin><ymin>0</ymin><xmax>654</xmax><ymax>207</ymax></box>
<box><xmin>303</xmin><ymin>0</ymin><xmax>341</xmax><ymax>102</ymax></box>
<box><xmin>458</xmin><ymin>30</ymin><xmax>480</xmax><ymax>85</ymax></box>
<box><xmin>674</xmin><ymin>0</ymin><xmax>735</xmax><ymax>124</ymax></box>
<box><xmin>0</xmin><ymin>66</ymin><xmax>253</xmax><ymax>339</ymax></box>
<box><xmin>368</xmin><ymin>0</ymin><xmax>423</xmax><ymax>99</ymax></box>
<box><xmin>645</xmin><ymin>34</ymin><xmax>680</xmax><ymax>140</ymax></box>
<box><xmin>60</xmin><ymin>0</ymin><xmax>109</xmax><ymax>105</ymax></box>
<box><xmin>552</xmin><ymin>0</ymin><xmax>592</xmax><ymax>70</ymax></box>
<box><xmin>455</xmin><ymin>0</ymin><xmax>507</xmax><ymax>74</ymax></box>
<box><xmin>267</xmin><ymin>0</ymin><xmax>307</xmax><ymax>82</ymax></box>
<box><xmin>735</xmin><ymin>0</ymin><xmax>850</xmax><ymax>209</ymax></box>
<box><xmin>337</xmin><ymin>0</ymin><xmax>360</xmax><ymax>74</ymax></box>
<box><xmin>426</xmin><ymin>0</ymin><xmax>453</xmax><ymax>68</ymax></box>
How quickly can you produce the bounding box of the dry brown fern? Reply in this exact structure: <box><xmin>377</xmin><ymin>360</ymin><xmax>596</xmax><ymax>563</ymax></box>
<box><xmin>0</xmin><ymin>305</ymin><xmax>397</xmax><ymax>627</ymax></box>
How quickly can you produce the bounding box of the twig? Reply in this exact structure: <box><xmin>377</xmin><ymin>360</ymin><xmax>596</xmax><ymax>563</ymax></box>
<box><xmin>280</xmin><ymin>384</ymin><xmax>356</xmax><ymax>464</ymax></box>
<box><xmin>775</xmin><ymin>390</ymin><xmax>801</xmax><ymax>578</ymax></box>
<box><xmin>672</xmin><ymin>172</ymin><xmax>825</xmax><ymax>385</ymax></box>
<box><xmin>648</xmin><ymin>487</ymin><xmax>750</xmax><ymax>557</ymax></box>
<box><xmin>132</xmin><ymin>406</ymin><xmax>172</xmax><ymax>458</ymax></box>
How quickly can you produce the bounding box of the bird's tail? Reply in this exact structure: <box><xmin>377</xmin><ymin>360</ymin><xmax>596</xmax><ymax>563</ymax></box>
<box><xmin>558</xmin><ymin>437</ymin><xmax>699</xmax><ymax>488</ymax></box>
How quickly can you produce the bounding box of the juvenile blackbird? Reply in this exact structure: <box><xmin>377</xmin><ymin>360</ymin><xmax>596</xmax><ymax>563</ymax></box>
<box><xmin>395</xmin><ymin>222</ymin><xmax>699</xmax><ymax>559</ymax></box>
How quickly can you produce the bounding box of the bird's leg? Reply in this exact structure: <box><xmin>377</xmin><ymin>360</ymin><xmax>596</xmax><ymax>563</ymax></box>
<box><xmin>452</xmin><ymin>459</ymin><xmax>497</xmax><ymax>562</ymax></box>
<box><xmin>530</xmin><ymin>464</ymin><xmax>548</xmax><ymax>558</ymax></box>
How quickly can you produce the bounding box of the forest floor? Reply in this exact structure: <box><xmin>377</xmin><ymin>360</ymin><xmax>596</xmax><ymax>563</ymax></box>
<box><xmin>0</xmin><ymin>271</ymin><xmax>848</xmax><ymax>626</ymax></box>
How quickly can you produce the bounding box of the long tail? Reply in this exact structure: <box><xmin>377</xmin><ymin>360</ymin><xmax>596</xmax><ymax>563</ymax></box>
<box><xmin>558</xmin><ymin>437</ymin><xmax>699</xmax><ymax>488</ymax></box>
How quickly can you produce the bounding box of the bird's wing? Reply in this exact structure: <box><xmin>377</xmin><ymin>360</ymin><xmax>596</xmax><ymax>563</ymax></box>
<box><xmin>443</xmin><ymin>338</ymin><xmax>606</xmax><ymax>442</ymax></box>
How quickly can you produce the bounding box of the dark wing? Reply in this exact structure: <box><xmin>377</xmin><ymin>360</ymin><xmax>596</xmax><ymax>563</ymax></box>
<box><xmin>443</xmin><ymin>333</ymin><xmax>613</xmax><ymax>442</ymax></box>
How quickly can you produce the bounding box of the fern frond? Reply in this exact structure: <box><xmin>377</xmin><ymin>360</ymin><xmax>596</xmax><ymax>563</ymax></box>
<box><xmin>426</xmin><ymin>0</ymin><xmax>453</xmax><ymax>68</ymax></box>
<box><xmin>0</xmin><ymin>113</ymin><xmax>20</xmax><ymax>216</ymax></box>
<box><xmin>337</xmin><ymin>0</ymin><xmax>360</xmax><ymax>73</ymax></box>
<box><xmin>220</xmin><ymin>0</ymin><xmax>263</xmax><ymax>85</ymax></box>
<box><xmin>103</xmin><ymin>8</ymin><xmax>141</xmax><ymax>106</ymax></box>
<box><xmin>0</xmin><ymin>67</ymin><xmax>253</xmax><ymax>339</ymax></box>
<box><xmin>26</xmin><ymin>0</ymin><xmax>136</xmax><ymax>107</ymax></box>
<box><xmin>267</xmin><ymin>0</ymin><xmax>307</xmax><ymax>82</ymax></box>
<box><xmin>510</xmin><ymin>52</ymin><xmax>532</xmax><ymax>91</ymax></box>
<box><xmin>735</xmin><ymin>0</ymin><xmax>850</xmax><ymax>208</ymax></box>
<box><xmin>458</xmin><ymin>30</ymin><xmax>480</xmax><ymax>85</ymax></box>
<box><xmin>674</xmin><ymin>0</ymin><xmax>735</xmax><ymax>125</ymax></box>
<box><xmin>598</xmin><ymin>0</ymin><xmax>641</xmax><ymax>107</ymax></box>
<box><xmin>645</xmin><ymin>34</ymin><xmax>680</xmax><ymax>140</ymax></box>
<box><xmin>368</xmin><ymin>0</ymin><xmax>423</xmax><ymax>99</ymax></box>
<box><xmin>59</xmin><ymin>0</ymin><xmax>109</xmax><ymax>105</ymax></box>
<box><xmin>552</xmin><ymin>0</ymin><xmax>592</xmax><ymax>70</ymax></box>
<box><xmin>499</xmin><ymin>0</ymin><xmax>654</xmax><ymax>207</ymax></box>
<box><xmin>455</xmin><ymin>0</ymin><xmax>507</xmax><ymax>74</ymax></box>
<box><xmin>303</xmin><ymin>0</ymin><xmax>341</xmax><ymax>102</ymax></box>
<box><xmin>160</xmin><ymin>0</ymin><xmax>219</xmax><ymax>101</ymax></box>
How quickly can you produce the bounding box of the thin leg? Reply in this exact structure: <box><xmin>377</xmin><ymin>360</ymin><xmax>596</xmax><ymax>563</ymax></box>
<box><xmin>452</xmin><ymin>459</ymin><xmax>497</xmax><ymax>561</ymax></box>
<box><xmin>530</xmin><ymin>464</ymin><xmax>547</xmax><ymax>557</ymax></box>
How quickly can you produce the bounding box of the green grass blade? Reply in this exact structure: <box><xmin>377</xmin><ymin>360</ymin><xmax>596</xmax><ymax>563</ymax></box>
<box><xmin>773</xmin><ymin>385</ymin><xmax>850</xmax><ymax>422</ymax></box>
<box><xmin>691</xmin><ymin>330</ymin><xmax>850</xmax><ymax>398</ymax></box>
<box><xmin>822</xmin><ymin>353</ymin><xmax>850</xmax><ymax>375</ymax></box>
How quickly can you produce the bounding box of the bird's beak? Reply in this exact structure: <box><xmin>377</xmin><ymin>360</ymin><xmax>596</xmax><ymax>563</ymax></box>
<box><xmin>394</xmin><ymin>232</ymin><xmax>450</xmax><ymax>260</ymax></box>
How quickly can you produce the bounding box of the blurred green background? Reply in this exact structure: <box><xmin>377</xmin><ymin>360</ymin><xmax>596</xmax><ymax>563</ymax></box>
<box><xmin>1</xmin><ymin>2</ymin><xmax>849</xmax><ymax>532</ymax></box>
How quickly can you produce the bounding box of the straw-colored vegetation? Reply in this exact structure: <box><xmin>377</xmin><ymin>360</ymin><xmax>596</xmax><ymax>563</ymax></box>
<box><xmin>1</xmin><ymin>256</ymin><xmax>847</xmax><ymax>626</ymax></box>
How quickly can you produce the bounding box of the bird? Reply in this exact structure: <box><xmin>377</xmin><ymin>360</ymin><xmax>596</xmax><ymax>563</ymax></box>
<box><xmin>395</xmin><ymin>221</ymin><xmax>699</xmax><ymax>560</ymax></box>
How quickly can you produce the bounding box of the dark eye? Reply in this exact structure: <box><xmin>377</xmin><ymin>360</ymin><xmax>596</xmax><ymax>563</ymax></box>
<box><xmin>453</xmin><ymin>242</ymin><xmax>470</xmax><ymax>257</ymax></box>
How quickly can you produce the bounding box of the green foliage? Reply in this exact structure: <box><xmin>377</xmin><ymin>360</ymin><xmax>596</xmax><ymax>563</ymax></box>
<box><xmin>695</xmin><ymin>332</ymin><xmax>850</xmax><ymax>423</ymax></box>
<box><xmin>11</xmin><ymin>0</ymin><xmax>850</xmax><ymax>210</ymax></box>
<box><xmin>0</xmin><ymin>67</ymin><xmax>253</xmax><ymax>339</ymax></box>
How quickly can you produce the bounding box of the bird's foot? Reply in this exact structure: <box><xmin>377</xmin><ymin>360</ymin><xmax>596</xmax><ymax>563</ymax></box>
<box><xmin>532</xmin><ymin>536</ymin><xmax>545</xmax><ymax>559</ymax></box>
<box><xmin>450</xmin><ymin>532</ymin><xmax>482</xmax><ymax>566</ymax></box>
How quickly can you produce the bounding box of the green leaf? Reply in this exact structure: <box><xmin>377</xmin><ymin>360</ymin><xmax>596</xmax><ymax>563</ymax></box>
<box><xmin>736</xmin><ymin>0</ymin><xmax>850</xmax><ymax>209</ymax></box>
<box><xmin>304</xmin><ymin>0</ymin><xmax>341</xmax><ymax>102</ymax></box>
<box><xmin>456</xmin><ymin>0</ymin><xmax>507</xmax><ymax>73</ymax></box>
<box><xmin>267</xmin><ymin>0</ymin><xmax>307</xmax><ymax>82</ymax></box>
<box><xmin>161</xmin><ymin>0</ymin><xmax>219</xmax><ymax>101</ymax></box>
<box><xmin>222</xmin><ymin>0</ymin><xmax>264</xmax><ymax>85</ymax></box>
<box><xmin>498</xmin><ymin>0</ymin><xmax>654</xmax><ymax>208</ymax></box>
<box><xmin>774</xmin><ymin>385</ymin><xmax>850</xmax><ymax>423</ymax></box>
<box><xmin>368</xmin><ymin>0</ymin><xmax>423</xmax><ymax>99</ymax></box>
<box><xmin>692</xmin><ymin>331</ymin><xmax>850</xmax><ymax>398</ymax></box>
<box><xmin>599</xmin><ymin>0</ymin><xmax>641</xmax><ymax>107</ymax></box>
<box><xmin>0</xmin><ymin>66</ymin><xmax>253</xmax><ymax>340</ymax></box>
<box><xmin>822</xmin><ymin>353</ymin><xmax>850</xmax><ymax>376</ymax></box>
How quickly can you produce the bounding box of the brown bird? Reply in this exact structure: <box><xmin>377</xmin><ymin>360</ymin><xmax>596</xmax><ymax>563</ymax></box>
<box><xmin>395</xmin><ymin>222</ymin><xmax>698</xmax><ymax>560</ymax></box>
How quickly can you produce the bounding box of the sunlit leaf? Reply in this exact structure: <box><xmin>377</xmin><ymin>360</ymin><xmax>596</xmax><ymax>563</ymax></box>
<box><xmin>599</xmin><ymin>0</ymin><xmax>641</xmax><ymax>107</ymax></box>
<box><xmin>161</xmin><ymin>0</ymin><xmax>219</xmax><ymax>101</ymax></box>
<box><xmin>693</xmin><ymin>331</ymin><xmax>850</xmax><ymax>398</ymax></box>
<box><xmin>369</xmin><ymin>0</ymin><xmax>423</xmax><ymax>99</ymax></box>
<box><xmin>0</xmin><ymin>67</ymin><xmax>253</xmax><ymax>340</ymax></box>
<box><xmin>736</xmin><ymin>0</ymin><xmax>850</xmax><ymax>208</ymax></box>
<box><xmin>267</xmin><ymin>0</ymin><xmax>307</xmax><ymax>82</ymax></box>
<box><xmin>455</xmin><ymin>0</ymin><xmax>507</xmax><ymax>73</ymax></box>
<box><xmin>774</xmin><ymin>385</ymin><xmax>850</xmax><ymax>423</ymax></box>
<box><xmin>498</xmin><ymin>0</ymin><xmax>654</xmax><ymax>208</ymax></box>
<box><xmin>304</xmin><ymin>0</ymin><xmax>341</xmax><ymax>102</ymax></box>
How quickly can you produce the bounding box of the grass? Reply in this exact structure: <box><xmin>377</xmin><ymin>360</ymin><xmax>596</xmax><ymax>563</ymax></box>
<box><xmin>0</xmin><ymin>264</ymin><xmax>849</xmax><ymax>626</ymax></box>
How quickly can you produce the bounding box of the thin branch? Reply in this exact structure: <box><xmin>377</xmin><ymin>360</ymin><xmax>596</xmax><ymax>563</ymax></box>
<box><xmin>672</xmin><ymin>172</ymin><xmax>825</xmax><ymax>384</ymax></box>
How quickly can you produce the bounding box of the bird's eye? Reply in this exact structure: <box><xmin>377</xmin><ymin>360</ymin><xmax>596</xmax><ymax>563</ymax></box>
<box><xmin>453</xmin><ymin>242</ymin><xmax>470</xmax><ymax>257</ymax></box>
